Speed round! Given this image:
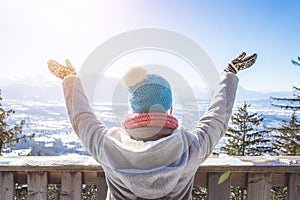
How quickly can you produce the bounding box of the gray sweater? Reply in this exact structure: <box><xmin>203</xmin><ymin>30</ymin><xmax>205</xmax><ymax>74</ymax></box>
<box><xmin>62</xmin><ymin>72</ymin><xmax>239</xmax><ymax>200</ymax></box>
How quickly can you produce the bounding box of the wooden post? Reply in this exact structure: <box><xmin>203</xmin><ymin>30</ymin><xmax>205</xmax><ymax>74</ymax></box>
<box><xmin>97</xmin><ymin>172</ymin><xmax>108</xmax><ymax>200</ymax></box>
<box><xmin>208</xmin><ymin>172</ymin><xmax>231</xmax><ymax>200</ymax></box>
<box><xmin>28</xmin><ymin>172</ymin><xmax>48</xmax><ymax>200</ymax></box>
<box><xmin>61</xmin><ymin>172</ymin><xmax>82</xmax><ymax>200</ymax></box>
<box><xmin>0</xmin><ymin>172</ymin><xmax>14</xmax><ymax>200</ymax></box>
<box><xmin>194</xmin><ymin>172</ymin><xmax>207</xmax><ymax>186</ymax></box>
<box><xmin>288</xmin><ymin>173</ymin><xmax>300</xmax><ymax>200</ymax></box>
<box><xmin>247</xmin><ymin>173</ymin><xmax>271</xmax><ymax>200</ymax></box>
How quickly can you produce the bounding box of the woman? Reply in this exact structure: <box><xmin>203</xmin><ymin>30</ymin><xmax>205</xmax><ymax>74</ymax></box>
<box><xmin>48</xmin><ymin>52</ymin><xmax>257</xmax><ymax>200</ymax></box>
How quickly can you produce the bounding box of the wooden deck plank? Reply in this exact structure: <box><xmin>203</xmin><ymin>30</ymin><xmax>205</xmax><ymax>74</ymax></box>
<box><xmin>1</xmin><ymin>156</ymin><xmax>300</xmax><ymax>172</ymax></box>
<box><xmin>288</xmin><ymin>173</ymin><xmax>300</xmax><ymax>200</ymax></box>
<box><xmin>208</xmin><ymin>172</ymin><xmax>231</xmax><ymax>200</ymax></box>
<box><xmin>194</xmin><ymin>172</ymin><xmax>207</xmax><ymax>186</ymax></box>
<box><xmin>247</xmin><ymin>173</ymin><xmax>271</xmax><ymax>200</ymax></box>
<box><xmin>27</xmin><ymin>172</ymin><xmax>48</xmax><ymax>200</ymax></box>
<box><xmin>61</xmin><ymin>172</ymin><xmax>82</xmax><ymax>200</ymax></box>
<box><xmin>97</xmin><ymin>172</ymin><xmax>108</xmax><ymax>200</ymax></box>
<box><xmin>0</xmin><ymin>172</ymin><xmax>14</xmax><ymax>200</ymax></box>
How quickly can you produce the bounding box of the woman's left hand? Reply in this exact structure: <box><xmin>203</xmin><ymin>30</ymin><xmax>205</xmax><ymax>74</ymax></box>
<box><xmin>47</xmin><ymin>59</ymin><xmax>76</xmax><ymax>80</ymax></box>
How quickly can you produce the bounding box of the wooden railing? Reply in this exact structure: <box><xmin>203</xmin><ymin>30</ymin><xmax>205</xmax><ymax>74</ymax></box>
<box><xmin>0</xmin><ymin>155</ymin><xmax>300</xmax><ymax>200</ymax></box>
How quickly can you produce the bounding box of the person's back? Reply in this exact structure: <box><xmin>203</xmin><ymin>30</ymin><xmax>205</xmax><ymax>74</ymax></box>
<box><xmin>48</xmin><ymin>52</ymin><xmax>257</xmax><ymax>199</ymax></box>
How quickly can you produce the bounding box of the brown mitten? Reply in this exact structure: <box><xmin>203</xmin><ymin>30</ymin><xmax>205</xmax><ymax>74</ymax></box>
<box><xmin>47</xmin><ymin>59</ymin><xmax>76</xmax><ymax>79</ymax></box>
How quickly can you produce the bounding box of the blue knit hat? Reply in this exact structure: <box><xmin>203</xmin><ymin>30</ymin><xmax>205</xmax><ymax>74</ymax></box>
<box><xmin>122</xmin><ymin>66</ymin><xmax>172</xmax><ymax>113</ymax></box>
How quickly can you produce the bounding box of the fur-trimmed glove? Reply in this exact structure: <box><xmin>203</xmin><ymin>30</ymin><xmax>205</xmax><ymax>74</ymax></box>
<box><xmin>224</xmin><ymin>52</ymin><xmax>257</xmax><ymax>74</ymax></box>
<box><xmin>47</xmin><ymin>59</ymin><xmax>76</xmax><ymax>79</ymax></box>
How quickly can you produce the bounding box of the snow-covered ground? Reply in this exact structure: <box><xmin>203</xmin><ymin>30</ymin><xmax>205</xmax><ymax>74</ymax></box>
<box><xmin>1</xmin><ymin>98</ymin><xmax>295</xmax><ymax>156</ymax></box>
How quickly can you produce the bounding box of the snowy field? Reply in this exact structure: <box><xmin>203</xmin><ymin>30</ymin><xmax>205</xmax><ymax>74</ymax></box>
<box><xmin>1</xmin><ymin>98</ymin><xmax>295</xmax><ymax>156</ymax></box>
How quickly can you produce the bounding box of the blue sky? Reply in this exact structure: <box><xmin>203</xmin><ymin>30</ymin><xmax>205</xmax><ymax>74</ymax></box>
<box><xmin>0</xmin><ymin>0</ymin><xmax>300</xmax><ymax>92</ymax></box>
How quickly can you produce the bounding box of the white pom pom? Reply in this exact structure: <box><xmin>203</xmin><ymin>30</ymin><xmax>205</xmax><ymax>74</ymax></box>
<box><xmin>122</xmin><ymin>66</ymin><xmax>147</xmax><ymax>87</ymax></box>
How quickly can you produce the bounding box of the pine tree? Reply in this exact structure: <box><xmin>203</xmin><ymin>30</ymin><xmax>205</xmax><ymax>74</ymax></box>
<box><xmin>271</xmin><ymin>57</ymin><xmax>300</xmax><ymax>156</ymax></box>
<box><xmin>271</xmin><ymin>111</ymin><xmax>300</xmax><ymax>156</ymax></box>
<box><xmin>221</xmin><ymin>102</ymin><xmax>271</xmax><ymax>156</ymax></box>
<box><xmin>0</xmin><ymin>89</ymin><xmax>35</xmax><ymax>155</ymax></box>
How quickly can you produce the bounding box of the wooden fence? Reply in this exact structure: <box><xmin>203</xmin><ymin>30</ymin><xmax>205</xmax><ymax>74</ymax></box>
<box><xmin>0</xmin><ymin>156</ymin><xmax>300</xmax><ymax>200</ymax></box>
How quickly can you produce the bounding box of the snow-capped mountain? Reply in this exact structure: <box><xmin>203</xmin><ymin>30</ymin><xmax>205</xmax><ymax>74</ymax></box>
<box><xmin>0</xmin><ymin>76</ymin><xmax>293</xmax><ymax>101</ymax></box>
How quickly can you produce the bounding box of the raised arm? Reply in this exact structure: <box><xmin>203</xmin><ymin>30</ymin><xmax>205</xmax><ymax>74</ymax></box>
<box><xmin>48</xmin><ymin>60</ymin><xmax>107</xmax><ymax>160</ymax></box>
<box><xmin>195</xmin><ymin>52</ymin><xmax>257</xmax><ymax>161</ymax></box>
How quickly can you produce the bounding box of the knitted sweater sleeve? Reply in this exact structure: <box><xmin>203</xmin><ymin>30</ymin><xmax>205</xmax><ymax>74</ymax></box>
<box><xmin>194</xmin><ymin>72</ymin><xmax>239</xmax><ymax>162</ymax></box>
<box><xmin>62</xmin><ymin>75</ymin><xmax>107</xmax><ymax>161</ymax></box>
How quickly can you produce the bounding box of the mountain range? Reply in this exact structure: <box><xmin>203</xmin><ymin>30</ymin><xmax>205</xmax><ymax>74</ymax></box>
<box><xmin>0</xmin><ymin>76</ymin><xmax>293</xmax><ymax>102</ymax></box>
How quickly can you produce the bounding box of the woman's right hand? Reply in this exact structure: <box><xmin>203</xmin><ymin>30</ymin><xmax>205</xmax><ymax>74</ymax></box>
<box><xmin>224</xmin><ymin>52</ymin><xmax>257</xmax><ymax>74</ymax></box>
